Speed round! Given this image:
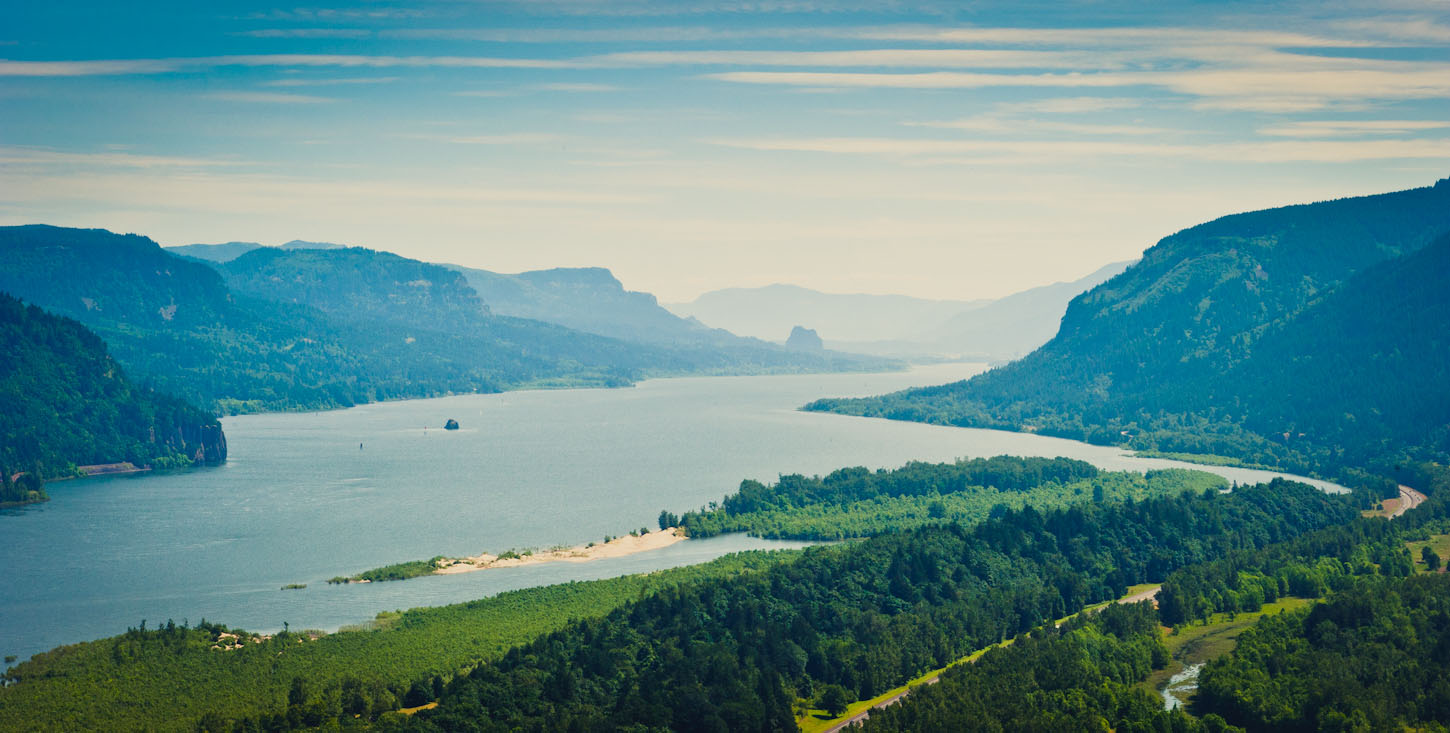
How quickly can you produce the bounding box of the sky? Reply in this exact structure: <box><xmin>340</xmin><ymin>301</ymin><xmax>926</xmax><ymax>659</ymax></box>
<box><xmin>2</xmin><ymin>1</ymin><xmax>1449</xmax><ymax>302</ymax></box>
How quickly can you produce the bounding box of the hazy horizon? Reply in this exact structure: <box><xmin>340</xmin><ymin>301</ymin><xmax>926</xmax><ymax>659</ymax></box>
<box><xmin>4</xmin><ymin>0</ymin><xmax>1448</xmax><ymax>301</ymax></box>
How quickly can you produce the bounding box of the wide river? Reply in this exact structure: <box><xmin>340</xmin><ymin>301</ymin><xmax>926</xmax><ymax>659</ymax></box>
<box><xmin>0</xmin><ymin>364</ymin><xmax>1343</xmax><ymax>664</ymax></box>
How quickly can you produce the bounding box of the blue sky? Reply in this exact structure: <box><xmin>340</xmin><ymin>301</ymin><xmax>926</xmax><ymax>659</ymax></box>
<box><xmin>3</xmin><ymin>0</ymin><xmax>1448</xmax><ymax>301</ymax></box>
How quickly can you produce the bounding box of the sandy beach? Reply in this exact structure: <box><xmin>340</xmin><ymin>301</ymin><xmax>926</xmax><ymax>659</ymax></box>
<box><xmin>434</xmin><ymin>528</ymin><xmax>687</xmax><ymax>576</ymax></box>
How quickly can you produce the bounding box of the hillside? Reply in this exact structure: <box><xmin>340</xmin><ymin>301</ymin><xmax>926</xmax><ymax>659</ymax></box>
<box><xmin>449</xmin><ymin>263</ymin><xmax>896</xmax><ymax>372</ymax></box>
<box><xmin>222</xmin><ymin>248</ymin><xmax>491</xmax><ymax>331</ymax></box>
<box><xmin>165</xmin><ymin>240</ymin><xmax>345</xmax><ymax>263</ymax></box>
<box><xmin>669</xmin><ymin>263</ymin><xmax>1129</xmax><ymax>360</ymax></box>
<box><xmin>921</xmin><ymin>260</ymin><xmax>1134</xmax><ymax>360</ymax></box>
<box><xmin>451</xmin><ymin>265</ymin><xmax>724</xmax><ymax>346</ymax></box>
<box><xmin>0</xmin><ymin>293</ymin><xmax>224</xmax><ymax>497</ymax></box>
<box><xmin>164</xmin><ymin>241</ymin><xmax>262</xmax><ymax>262</ymax></box>
<box><xmin>811</xmin><ymin>179</ymin><xmax>1450</xmax><ymax>482</ymax></box>
<box><xmin>0</xmin><ymin>226</ymin><xmax>647</xmax><ymax>413</ymax></box>
<box><xmin>217</xmin><ymin>247</ymin><xmax>673</xmax><ymax>383</ymax></box>
<box><xmin>667</xmin><ymin>283</ymin><xmax>984</xmax><ymax>344</ymax></box>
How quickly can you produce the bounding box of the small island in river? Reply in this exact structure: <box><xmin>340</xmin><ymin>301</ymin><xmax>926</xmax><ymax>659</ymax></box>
<box><xmin>330</xmin><ymin>527</ymin><xmax>685</xmax><ymax>584</ymax></box>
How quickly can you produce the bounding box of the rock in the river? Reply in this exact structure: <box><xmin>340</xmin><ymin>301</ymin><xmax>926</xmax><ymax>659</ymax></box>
<box><xmin>443</xmin><ymin>418</ymin><xmax>460</xmax><ymax>430</ymax></box>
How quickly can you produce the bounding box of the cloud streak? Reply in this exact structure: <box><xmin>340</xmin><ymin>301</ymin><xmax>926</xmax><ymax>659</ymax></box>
<box><xmin>707</xmin><ymin>136</ymin><xmax>1450</xmax><ymax>163</ymax></box>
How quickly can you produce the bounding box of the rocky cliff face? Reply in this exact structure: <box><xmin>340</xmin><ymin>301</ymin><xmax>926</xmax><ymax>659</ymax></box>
<box><xmin>171</xmin><ymin>420</ymin><xmax>227</xmax><ymax>463</ymax></box>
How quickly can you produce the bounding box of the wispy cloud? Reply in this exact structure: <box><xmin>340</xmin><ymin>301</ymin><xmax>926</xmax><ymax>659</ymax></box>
<box><xmin>706</xmin><ymin>136</ymin><xmax>1450</xmax><ymax>163</ymax></box>
<box><xmin>0</xmin><ymin>54</ymin><xmax>585</xmax><ymax>77</ymax></box>
<box><xmin>705</xmin><ymin>63</ymin><xmax>1450</xmax><ymax>110</ymax></box>
<box><xmin>1257</xmin><ymin>120</ymin><xmax>1450</xmax><ymax>137</ymax></box>
<box><xmin>589</xmin><ymin>48</ymin><xmax>1110</xmax><ymax>69</ymax></box>
<box><xmin>0</xmin><ymin>145</ymin><xmax>252</xmax><ymax>168</ymax></box>
<box><xmin>845</xmin><ymin>25</ymin><xmax>1377</xmax><ymax>49</ymax></box>
<box><xmin>536</xmin><ymin>82</ymin><xmax>620</xmax><ymax>92</ymax></box>
<box><xmin>203</xmin><ymin>91</ymin><xmax>335</xmax><ymax>104</ymax></box>
<box><xmin>380</xmin><ymin>26</ymin><xmax>810</xmax><ymax>43</ymax></box>
<box><xmin>1329</xmin><ymin>17</ymin><xmax>1450</xmax><ymax>43</ymax></box>
<box><xmin>238</xmin><ymin>28</ymin><xmax>372</xmax><ymax>39</ymax></box>
<box><xmin>264</xmin><ymin>76</ymin><xmax>399</xmax><ymax>87</ymax></box>
<box><xmin>405</xmin><ymin>133</ymin><xmax>565</xmax><ymax>145</ymax></box>
<box><xmin>908</xmin><ymin>117</ymin><xmax>1174</xmax><ymax>136</ymax></box>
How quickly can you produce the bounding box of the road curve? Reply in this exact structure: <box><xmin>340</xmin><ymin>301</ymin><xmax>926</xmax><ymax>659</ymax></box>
<box><xmin>823</xmin><ymin>587</ymin><xmax>1160</xmax><ymax>732</ymax></box>
<box><xmin>1391</xmin><ymin>484</ymin><xmax>1427</xmax><ymax>519</ymax></box>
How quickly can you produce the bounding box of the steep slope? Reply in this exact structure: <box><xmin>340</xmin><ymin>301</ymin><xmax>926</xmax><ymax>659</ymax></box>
<box><xmin>218</xmin><ymin>247</ymin><xmax>669</xmax><ymax>382</ymax></box>
<box><xmin>812</xmin><ymin>179</ymin><xmax>1450</xmax><ymax>479</ymax></box>
<box><xmin>924</xmin><ymin>260</ymin><xmax>1134</xmax><ymax>359</ymax></box>
<box><xmin>452</xmin><ymin>265</ymin><xmax>719</xmax><ymax>345</ymax></box>
<box><xmin>450</xmin><ymin>264</ymin><xmax>897</xmax><ymax>372</ymax></box>
<box><xmin>667</xmin><ymin>284</ymin><xmax>985</xmax><ymax>343</ymax></box>
<box><xmin>1214</xmin><ymin>231</ymin><xmax>1450</xmax><ymax>468</ymax></box>
<box><xmin>223</xmin><ymin>248</ymin><xmax>489</xmax><ymax>331</ymax></box>
<box><xmin>0</xmin><ymin>227</ymin><xmax>646</xmax><ymax>413</ymax></box>
<box><xmin>0</xmin><ymin>293</ymin><xmax>224</xmax><ymax>493</ymax></box>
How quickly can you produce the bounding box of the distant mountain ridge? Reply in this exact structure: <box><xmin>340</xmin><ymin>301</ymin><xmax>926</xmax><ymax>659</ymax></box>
<box><xmin>1</xmin><ymin>226</ymin><xmax>894</xmax><ymax>417</ymax></box>
<box><xmin>669</xmin><ymin>262</ymin><xmax>1132</xmax><ymax>360</ymax></box>
<box><xmin>811</xmin><ymin>178</ymin><xmax>1450</xmax><ymax>483</ymax></box>
<box><xmin>0</xmin><ymin>226</ymin><xmax>651</xmax><ymax>413</ymax></box>
<box><xmin>450</xmin><ymin>265</ymin><xmax>710</xmax><ymax>345</ymax></box>
<box><xmin>165</xmin><ymin>239</ymin><xmax>345</xmax><ymax>263</ymax></box>
<box><xmin>668</xmin><ymin>284</ymin><xmax>984</xmax><ymax>344</ymax></box>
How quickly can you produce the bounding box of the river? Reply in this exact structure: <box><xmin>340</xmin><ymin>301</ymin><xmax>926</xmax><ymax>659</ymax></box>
<box><xmin>0</xmin><ymin>364</ymin><xmax>1343</xmax><ymax>665</ymax></box>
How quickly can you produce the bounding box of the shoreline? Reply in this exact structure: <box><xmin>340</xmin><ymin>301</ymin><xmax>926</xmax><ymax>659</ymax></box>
<box><xmin>435</xmin><ymin>528</ymin><xmax>687</xmax><ymax>576</ymax></box>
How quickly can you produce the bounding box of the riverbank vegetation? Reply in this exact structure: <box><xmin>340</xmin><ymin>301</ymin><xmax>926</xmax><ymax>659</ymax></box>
<box><xmin>810</xmin><ymin>187</ymin><xmax>1450</xmax><ymax>496</ymax></box>
<box><xmin>0</xmin><ymin>551</ymin><xmax>796</xmax><ymax>732</ymax></box>
<box><xmin>328</xmin><ymin>557</ymin><xmax>451</xmax><ymax>584</ymax></box>
<box><xmin>671</xmin><ymin>456</ymin><xmax>1224</xmax><ymax>540</ymax></box>
<box><xmin>0</xmin><ymin>292</ymin><xmax>225</xmax><ymax>501</ymax></box>
<box><xmin>369</xmin><ymin>481</ymin><xmax>1349</xmax><ymax>732</ymax></box>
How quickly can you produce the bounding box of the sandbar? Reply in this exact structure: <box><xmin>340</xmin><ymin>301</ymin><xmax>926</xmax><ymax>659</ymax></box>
<box><xmin>434</xmin><ymin>527</ymin><xmax>686</xmax><ymax>575</ymax></box>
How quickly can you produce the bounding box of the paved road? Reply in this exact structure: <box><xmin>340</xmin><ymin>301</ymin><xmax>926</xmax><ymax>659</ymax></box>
<box><xmin>822</xmin><ymin>586</ymin><xmax>1161</xmax><ymax>732</ymax></box>
<box><xmin>1390</xmin><ymin>484</ymin><xmax>1427</xmax><ymax>519</ymax></box>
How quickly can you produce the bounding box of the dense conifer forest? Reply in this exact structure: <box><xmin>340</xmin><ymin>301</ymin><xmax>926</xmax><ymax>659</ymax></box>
<box><xmin>367</xmin><ymin>481</ymin><xmax>1347</xmax><ymax>732</ymax></box>
<box><xmin>0</xmin><ymin>292</ymin><xmax>224</xmax><ymax>499</ymax></box>
<box><xmin>670</xmin><ymin>456</ymin><xmax>1223</xmax><ymax>540</ymax></box>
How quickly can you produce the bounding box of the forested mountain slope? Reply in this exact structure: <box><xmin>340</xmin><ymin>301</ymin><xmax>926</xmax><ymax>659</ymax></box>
<box><xmin>450</xmin><ymin>264</ymin><xmax>892</xmax><ymax>375</ymax></box>
<box><xmin>922</xmin><ymin>259</ymin><xmax>1133</xmax><ymax>359</ymax></box>
<box><xmin>813</xmin><ymin>179</ymin><xmax>1450</xmax><ymax>482</ymax></box>
<box><xmin>379</xmin><ymin>481</ymin><xmax>1349</xmax><ymax>733</ymax></box>
<box><xmin>0</xmin><ymin>293</ymin><xmax>224</xmax><ymax>494</ymax></box>
<box><xmin>452</xmin><ymin>265</ymin><xmax>720</xmax><ymax>345</ymax></box>
<box><xmin>0</xmin><ymin>226</ymin><xmax>643</xmax><ymax>412</ymax></box>
<box><xmin>217</xmin><ymin>247</ymin><xmax>676</xmax><ymax>384</ymax></box>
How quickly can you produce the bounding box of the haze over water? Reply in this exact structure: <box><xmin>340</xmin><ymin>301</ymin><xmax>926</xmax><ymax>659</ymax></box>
<box><xmin>0</xmin><ymin>364</ymin><xmax>1341</xmax><ymax>664</ymax></box>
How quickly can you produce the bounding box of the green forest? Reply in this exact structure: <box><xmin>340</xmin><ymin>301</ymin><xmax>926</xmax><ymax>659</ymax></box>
<box><xmin>4</xmin><ymin>180</ymin><xmax>1449</xmax><ymax>733</ymax></box>
<box><xmin>670</xmin><ymin>456</ymin><xmax>1224</xmax><ymax>540</ymax></box>
<box><xmin>364</xmin><ymin>481</ymin><xmax>1349</xmax><ymax>733</ymax></box>
<box><xmin>0</xmin><ymin>292</ymin><xmax>224</xmax><ymax>500</ymax></box>
<box><xmin>0</xmin><ymin>552</ymin><xmax>797</xmax><ymax>731</ymax></box>
<box><xmin>0</xmin><ymin>226</ymin><xmax>890</xmax><ymax>417</ymax></box>
<box><xmin>810</xmin><ymin>181</ymin><xmax>1450</xmax><ymax>491</ymax></box>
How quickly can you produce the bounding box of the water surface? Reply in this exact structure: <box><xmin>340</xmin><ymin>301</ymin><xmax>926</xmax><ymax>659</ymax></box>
<box><xmin>0</xmin><ymin>364</ymin><xmax>1341</xmax><ymax>663</ymax></box>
